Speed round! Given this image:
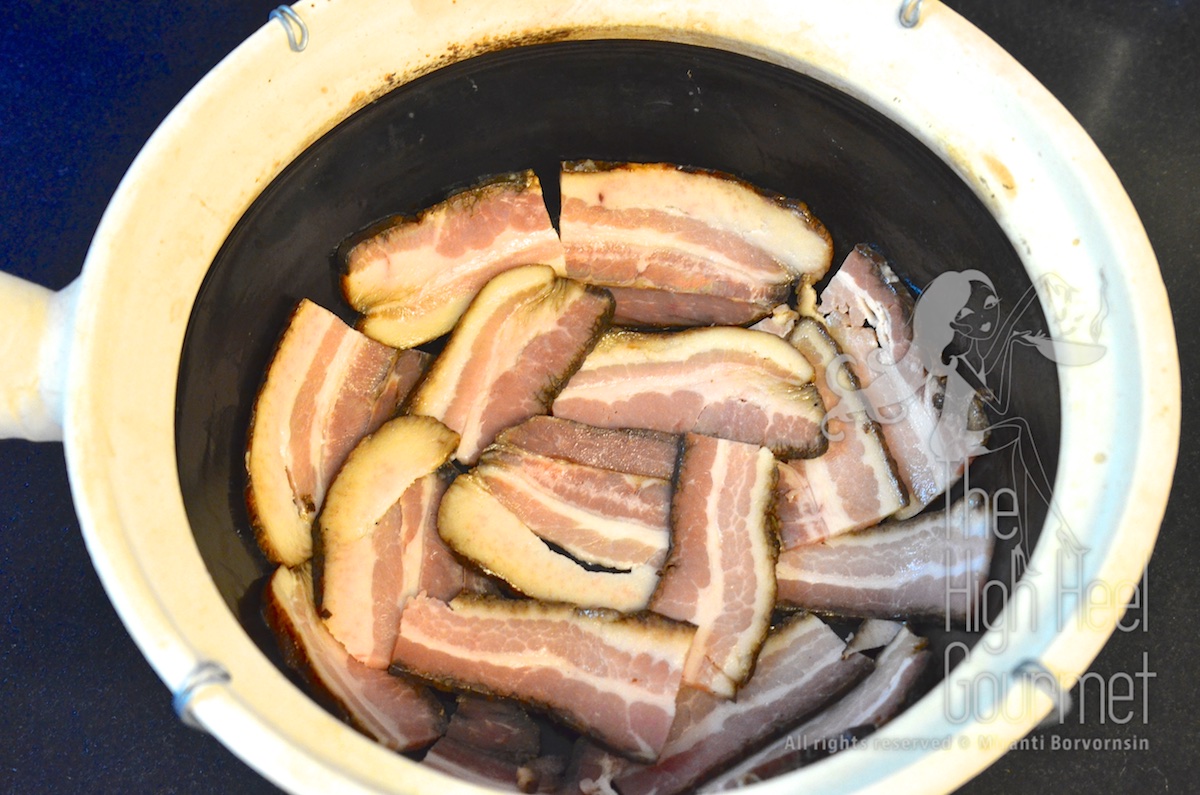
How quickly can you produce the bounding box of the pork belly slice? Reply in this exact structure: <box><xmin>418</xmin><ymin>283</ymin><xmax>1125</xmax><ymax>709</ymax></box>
<box><xmin>315</xmin><ymin>415</ymin><xmax>460</xmax><ymax>668</ymax></box>
<box><xmin>818</xmin><ymin>245</ymin><xmax>985</xmax><ymax>519</ymax></box>
<box><xmin>423</xmin><ymin>736</ymin><xmax>565</xmax><ymax>793</ymax></box>
<box><xmin>475</xmin><ymin>444</ymin><xmax>672</xmax><ymax>570</ymax></box>
<box><xmin>777</xmin><ymin>317</ymin><xmax>907</xmax><ymax>548</ymax></box>
<box><xmin>425</xmin><ymin>695</ymin><xmax>565</xmax><ymax>793</ymax></box>
<box><xmin>698</xmin><ymin>625</ymin><xmax>929</xmax><ymax>791</ymax></box>
<box><xmin>558</xmin><ymin>161</ymin><xmax>832</xmax><ymax>327</ymax></box>
<box><xmin>444</xmin><ymin>695</ymin><xmax>542</xmax><ymax>759</ymax></box>
<box><xmin>495</xmin><ymin>416</ymin><xmax>680</xmax><ymax>480</ymax></box>
<box><xmin>263</xmin><ymin>564</ymin><xmax>445</xmax><ymax>751</ymax></box>
<box><xmin>341</xmin><ymin>170</ymin><xmax>565</xmax><ymax>348</ymax></box>
<box><xmin>409</xmin><ymin>264</ymin><xmax>614</xmax><ymax>465</ymax></box>
<box><xmin>246</xmin><ymin>298</ymin><xmax>430</xmax><ymax>567</ymax></box>
<box><xmin>390</xmin><ymin>594</ymin><xmax>695</xmax><ymax>762</ymax></box>
<box><xmin>776</xmin><ymin>495</ymin><xmax>994</xmax><ymax>622</ymax></box>
<box><xmin>553</xmin><ymin>327</ymin><xmax>826</xmax><ymax>459</ymax></box>
<box><xmin>600</xmin><ymin>614</ymin><xmax>872</xmax><ymax>795</ymax></box>
<box><xmin>438</xmin><ymin>472</ymin><xmax>660</xmax><ymax>612</ymax></box>
<box><xmin>820</xmin><ymin>245</ymin><xmax>916</xmax><ymax>363</ymax></box>
<box><xmin>650</xmin><ymin>434</ymin><xmax>778</xmax><ymax>697</ymax></box>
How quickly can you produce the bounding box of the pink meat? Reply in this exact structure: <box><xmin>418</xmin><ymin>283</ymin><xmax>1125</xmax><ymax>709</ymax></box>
<box><xmin>443</xmin><ymin>696</ymin><xmax>541</xmax><ymax>760</ymax></box>
<box><xmin>650</xmin><ymin>434</ymin><xmax>778</xmax><ymax>697</ymax></box>
<box><xmin>263</xmin><ymin>564</ymin><xmax>445</xmax><ymax>752</ymax></box>
<box><xmin>246</xmin><ymin>298</ymin><xmax>429</xmax><ymax>567</ymax></box>
<box><xmin>818</xmin><ymin>246</ymin><xmax>984</xmax><ymax>518</ymax></box>
<box><xmin>342</xmin><ymin>170</ymin><xmax>565</xmax><ymax>348</ymax></box>
<box><xmin>494</xmin><ymin>416</ymin><xmax>680</xmax><ymax>480</ymax></box>
<box><xmin>600</xmin><ymin>614</ymin><xmax>872</xmax><ymax>795</ymax></box>
<box><xmin>553</xmin><ymin>328</ymin><xmax>826</xmax><ymax>459</ymax></box>
<box><xmin>390</xmin><ymin>594</ymin><xmax>695</xmax><ymax>762</ymax></box>
<box><xmin>559</xmin><ymin>161</ymin><xmax>832</xmax><ymax>327</ymax></box>
<box><xmin>422</xmin><ymin>736</ymin><xmax>565</xmax><ymax>793</ymax></box>
<box><xmin>475</xmin><ymin>444</ymin><xmax>672</xmax><ymax>570</ymax></box>
<box><xmin>776</xmin><ymin>496</ymin><xmax>994</xmax><ymax>622</ymax></box>
<box><xmin>699</xmin><ymin>625</ymin><xmax>929</xmax><ymax>790</ymax></box>
<box><xmin>777</xmin><ymin>317</ymin><xmax>907</xmax><ymax>547</ymax></box>
<box><xmin>408</xmin><ymin>265</ymin><xmax>614</xmax><ymax>464</ymax></box>
<box><xmin>773</xmin><ymin>461</ymin><xmax>828</xmax><ymax>548</ymax></box>
<box><xmin>437</xmin><ymin>473</ymin><xmax>661</xmax><ymax>612</ymax></box>
<box><xmin>423</xmin><ymin>695</ymin><xmax>567</xmax><ymax>792</ymax></box>
<box><xmin>320</xmin><ymin>468</ymin><xmax>463</xmax><ymax>668</ymax></box>
<box><xmin>820</xmin><ymin>245</ymin><xmax>915</xmax><ymax>363</ymax></box>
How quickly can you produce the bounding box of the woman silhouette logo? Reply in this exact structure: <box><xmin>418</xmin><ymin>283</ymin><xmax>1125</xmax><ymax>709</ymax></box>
<box><xmin>825</xmin><ymin>266</ymin><xmax>1106</xmax><ymax>577</ymax></box>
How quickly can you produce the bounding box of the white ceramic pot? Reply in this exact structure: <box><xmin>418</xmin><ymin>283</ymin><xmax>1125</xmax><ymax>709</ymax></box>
<box><xmin>0</xmin><ymin>1</ymin><xmax>1179</xmax><ymax>793</ymax></box>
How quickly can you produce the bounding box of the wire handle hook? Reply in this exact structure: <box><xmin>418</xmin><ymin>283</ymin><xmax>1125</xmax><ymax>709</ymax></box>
<box><xmin>899</xmin><ymin>0</ymin><xmax>924</xmax><ymax>28</ymax></box>
<box><xmin>269</xmin><ymin>5</ymin><xmax>309</xmax><ymax>52</ymax></box>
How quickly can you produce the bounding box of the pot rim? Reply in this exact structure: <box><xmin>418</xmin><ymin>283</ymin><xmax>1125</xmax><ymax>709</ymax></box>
<box><xmin>62</xmin><ymin>1</ymin><xmax>1179</xmax><ymax>793</ymax></box>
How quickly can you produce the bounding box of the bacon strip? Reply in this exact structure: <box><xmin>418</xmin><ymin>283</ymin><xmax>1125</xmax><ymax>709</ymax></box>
<box><xmin>559</xmin><ymin>161</ymin><xmax>831</xmax><ymax>327</ymax></box>
<box><xmin>423</xmin><ymin>696</ymin><xmax>565</xmax><ymax>793</ymax></box>
<box><xmin>263</xmin><ymin>564</ymin><xmax>445</xmax><ymax>751</ymax></box>
<box><xmin>553</xmin><ymin>327</ymin><xmax>826</xmax><ymax>459</ymax></box>
<box><xmin>315</xmin><ymin>416</ymin><xmax>460</xmax><ymax>668</ymax></box>
<box><xmin>390</xmin><ymin>594</ymin><xmax>695</xmax><ymax>762</ymax></box>
<box><xmin>409</xmin><ymin>265</ymin><xmax>613</xmax><ymax>465</ymax></box>
<box><xmin>777</xmin><ymin>317</ymin><xmax>907</xmax><ymax>547</ymax></box>
<box><xmin>818</xmin><ymin>245</ymin><xmax>985</xmax><ymax>518</ymax></box>
<box><xmin>650</xmin><ymin>435</ymin><xmax>778</xmax><ymax>697</ymax></box>
<box><xmin>437</xmin><ymin>472</ymin><xmax>661</xmax><ymax>612</ymax></box>
<box><xmin>246</xmin><ymin>299</ymin><xmax>429</xmax><ymax>567</ymax></box>
<box><xmin>698</xmin><ymin>625</ymin><xmax>929</xmax><ymax>790</ymax></box>
<box><xmin>776</xmin><ymin>496</ymin><xmax>994</xmax><ymax>622</ymax></box>
<box><xmin>605</xmin><ymin>614</ymin><xmax>872</xmax><ymax>795</ymax></box>
<box><xmin>341</xmin><ymin>171</ymin><xmax>565</xmax><ymax>348</ymax></box>
<box><xmin>475</xmin><ymin>444</ymin><xmax>672</xmax><ymax>570</ymax></box>
<box><xmin>443</xmin><ymin>696</ymin><xmax>542</xmax><ymax>759</ymax></box>
<box><xmin>422</xmin><ymin>736</ymin><xmax>565</xmax><ymax>793</ymax></box>
<box><xmin>495</xmin><ymin>416</ymin><xmax>680</xmax><ymax>480</ymax></box>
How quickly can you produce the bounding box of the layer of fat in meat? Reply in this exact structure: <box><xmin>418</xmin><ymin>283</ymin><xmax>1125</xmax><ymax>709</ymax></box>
<box><xmin>394</xmin><ymin>595</ymin><xmax>693</xmax><ymax>761</ymax></box>
<box><xmin>696</xmin><ymin>625</ymin><xmax>928</xmax><ymax>792</ymax></box>
<box><xmin>409</xmin><ymin>264</ymin><xmax>611</xmax><ymax>464</ymax></box>
<box><xmin>476</xmin><ymin>447</ymin><xmax>671</xmax><ymax>570</ymax></box>
<box><xmin>494</xmin><ymin>415</ymin><xmax>680</xmax><ymax>480</ymax></box>
<box><xmin>575</xmin><ymin>326</ymin><xmax>813</xmax><ymax>381</ymax></box>
<box><xmin>318</xmin><ymin>417</ymin><xmax>459</xmax><ymax>666</ymax></box>
<box><xmin>560</xmin><ymin>163</ymin><xmax>832</xmax><ymax>279</ymax></box>
<box><xmin>247</xmin><ymin>299</ymin><xmax>405</xmax><ymax>567</ymax></box>
<box><xmin>437</xmin><ymin>473</ymin><xmax>661</xmax><ymax>612</ymax></box>
<box><xmin>775</xmin><ymin>496</ymin><xmax>993</xmax><ymax>621</ymax></box>
<box><xmin>344</xmin><ymin>170</ymin><xmax>566</xmax><ymax>348</ymax></box>
<box><xmin>265</xmin><ymin>564</ymin><xmax>445</xmax><ymax>751</ymax></box>
<box><xmin>599</xmin><ymin>614</ymin><xmax>872</xmax><ymax>795</ymax></box>
<box><xmin>654</xmin><ymin>436</ymin><xmax>778</xmax><ymax>697</ymax></box>
<box><xmin>554</xmin><ymin>328</ymin><xmax>824</xmax><ymax>457</ymax></box>
<box><xmin>318</xmin><ymin>415</ymin><xmax>459</xmax><ymax>546</ymax></box>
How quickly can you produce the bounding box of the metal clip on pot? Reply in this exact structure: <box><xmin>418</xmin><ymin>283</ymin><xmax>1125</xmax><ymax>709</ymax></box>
<box><xmin>899</xmin><ymin>0</ymin><xmax>924</xmax><ymax>28</ymax></box>
<box><xmin>270</xmin><ymin>5</ymin><xmax>309</xmax><ymax>52</ymax></box>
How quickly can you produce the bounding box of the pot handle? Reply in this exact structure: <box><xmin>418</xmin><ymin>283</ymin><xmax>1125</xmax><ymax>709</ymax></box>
<box><xmin>0</xmin><ymin>272</ymin><xmax>79</xmax><ymax>442</ymax></box>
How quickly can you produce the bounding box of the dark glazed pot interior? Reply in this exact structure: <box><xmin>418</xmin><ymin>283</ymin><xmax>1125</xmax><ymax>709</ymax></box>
<box><xmin>177</xmin><ymin>40</ymin><xmax>1059</xmax><ymax>693</ymax></box>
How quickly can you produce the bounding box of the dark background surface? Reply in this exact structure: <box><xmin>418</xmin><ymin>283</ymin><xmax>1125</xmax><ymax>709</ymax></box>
<box><xmin>0</xmin><ymin>1</ymin><xmax>1195</xmax><ymax>793</ymax></box>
